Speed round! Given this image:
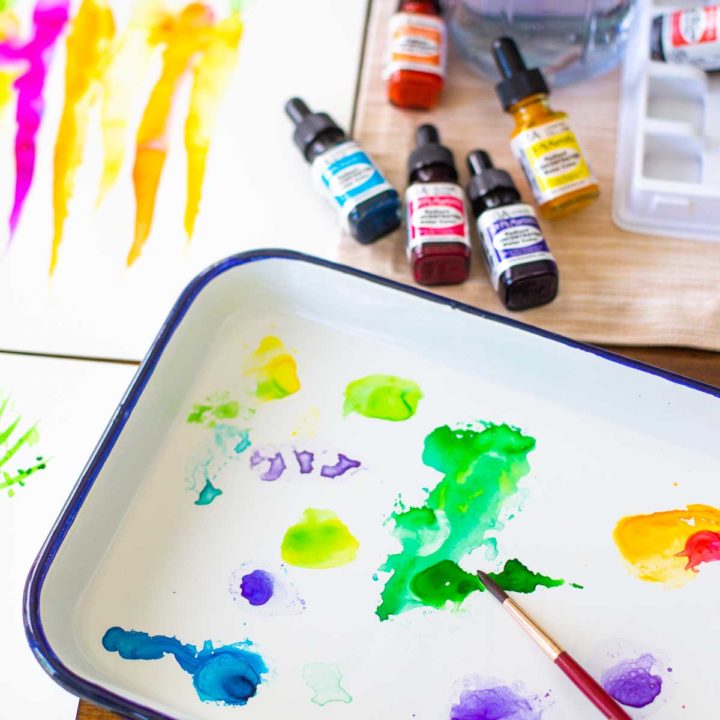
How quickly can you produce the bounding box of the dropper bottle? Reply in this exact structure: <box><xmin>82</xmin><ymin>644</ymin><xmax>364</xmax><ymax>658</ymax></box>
<box><xmin>467</xmin><ymin>149</ymin><xmax>558</xmax><ymax>310</ymax></box>
<box><xmin>492</xmin><ymin>37</ymin><xmax>599</xmax><ymax>220</ymax></box>
<box><xmin>405</xmin><ymin>124</ymin><xmax>470</xmax><ymax>286</ymax></box>
<box><xmin>385</xmin><ymin>0</ymin><xmax>447</xmax><ymax>109</ymax></box>
<box><xmin>285</xmin><ymin>97</ymin><xmax>401</xmax><ymax>244</ymax></box>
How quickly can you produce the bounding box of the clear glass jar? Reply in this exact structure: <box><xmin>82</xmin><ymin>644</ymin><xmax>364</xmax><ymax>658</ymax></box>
<box><xmin>443</xmin><ymin>0</ymin><xmax>637</xmax><ymax>86</ymax></box>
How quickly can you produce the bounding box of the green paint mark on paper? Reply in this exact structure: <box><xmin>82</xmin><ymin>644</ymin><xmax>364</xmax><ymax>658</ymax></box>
<box><xmin>302</xmin><ymin>663</ymin><xmax>352</xmax><ymax>706</ymax></box>
<box><xmin>281</xmin><ymin>508</ymin><xmax>359</xmax><ymax>569</ymax></box>
<box><xmin>409</xmin><ymin>558</ymin><xmax>566</xmax><ymax>609</ymax></box>
<box><xmin>343</xmin><ymin>374</ymin><xmax>423</xmax><ymax>421</ymax></box>
<box><xmin>491</xmin><ymin>558</ymin><xmax>565</xmax><ymax>593</ymax></box>
<box><xmin>187</xmin><ymin>400</ymin><xmax>240</xmax><ymax>425</ymax></box>
<box><xmin>0</xmin><ymin>396</ymin><xmax>47</xmax><ymax>498</ymax></box>
<box><xmin>376</xmin><ymin>422</ymin><xmax>570</xmax><ymax>620</ymax></box>
<box><xmin>410</xmin><ymin>559</ymin><xmax>481</xmax><ymax>607</ymax></box>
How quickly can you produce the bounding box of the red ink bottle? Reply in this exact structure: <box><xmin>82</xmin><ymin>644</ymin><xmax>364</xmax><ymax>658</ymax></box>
<box><xmin>385</xmin><ymin>0</ymin><xmax>446</xmax><ymax>110</ymax></box>
<box><xmin>651</xmin><ymin>5</ymin><xmax>720</xmax><ymax>71</ymax></box>
<box><xmin>406</xmin><ymin>124</ymin><xmax>471</xmax><ymax>286</ymax></box>
<box><xmin>467</xmin><ymin>149</ymin><xmax>558</xmax><ymax>311</ymax></box>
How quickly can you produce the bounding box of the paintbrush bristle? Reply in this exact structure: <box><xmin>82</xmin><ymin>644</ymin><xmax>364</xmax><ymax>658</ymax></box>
<box><xmin>477</xmin><ymin>570</ymin><xmax>508</xmax><ymax>603</ymax></box>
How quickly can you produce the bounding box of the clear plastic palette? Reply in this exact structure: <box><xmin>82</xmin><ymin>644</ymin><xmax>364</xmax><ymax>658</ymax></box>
<box><xmin>614</xmin><ymin>0</ymin><xmax>720</xmax><ymax>241</ymax></box>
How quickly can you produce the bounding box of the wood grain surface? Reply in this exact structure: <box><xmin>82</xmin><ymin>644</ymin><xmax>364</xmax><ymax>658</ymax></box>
<box><xmin>344</xmin><ymin>0</ymin><xmax>720</xmax><ymax>351</ymax></box>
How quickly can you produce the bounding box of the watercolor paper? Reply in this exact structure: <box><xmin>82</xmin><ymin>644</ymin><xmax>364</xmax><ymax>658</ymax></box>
<box><xmin>0</xmin><ymin>353</ymin><xmax>135</xmax><ymax>719</ymax></box>
<box><xmin>0</xmin><ymin>0</ymin><xmax>368</xmax><ymax>360</ymax></box>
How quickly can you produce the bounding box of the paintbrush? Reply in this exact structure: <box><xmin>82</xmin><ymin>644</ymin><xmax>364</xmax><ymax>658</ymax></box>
<box><xmin>476</xmin><ymin>570</ymin><xmax>632</xmax><ymax>720</ymax></box>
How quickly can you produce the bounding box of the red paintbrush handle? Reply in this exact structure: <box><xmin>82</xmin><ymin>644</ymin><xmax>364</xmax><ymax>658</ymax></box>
<box><xmin>555</xmin><ymin>652</ymin><xmax>632</xmax><ymax>719</ymax></box>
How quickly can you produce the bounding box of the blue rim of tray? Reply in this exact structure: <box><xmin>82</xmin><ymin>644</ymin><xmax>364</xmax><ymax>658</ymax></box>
<box><xmin>23</xmin><ymin>248</ymin><xmax>720</xmax><ymax>720</ymax></box>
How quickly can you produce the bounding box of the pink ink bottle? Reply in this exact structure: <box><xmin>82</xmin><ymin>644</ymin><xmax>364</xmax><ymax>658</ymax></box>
<box><xmin>405</xmin><ymin>124</ymin><xmax>471</xmax><ymax>286</ymax></box>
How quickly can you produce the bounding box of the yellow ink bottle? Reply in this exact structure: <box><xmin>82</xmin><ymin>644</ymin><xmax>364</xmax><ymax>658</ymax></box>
<box><xmin>492</xmin><ymin>37</ymin><xmax>599</xmax><ymax>220</ymax></box>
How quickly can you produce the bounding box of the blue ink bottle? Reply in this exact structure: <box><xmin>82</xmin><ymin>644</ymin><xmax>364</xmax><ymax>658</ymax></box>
<box><xmin>467</xmin><ymin>149</ymin><xmax>558</xmax><ymax>311</ymax></box>
<box><xmin>285</xmin><ymin>97</ymin><xmax>401</xmax><ymax>244</ymax></box>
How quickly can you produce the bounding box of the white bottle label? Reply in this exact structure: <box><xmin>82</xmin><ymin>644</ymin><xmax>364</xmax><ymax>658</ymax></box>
<box><xmin>384</xmin><ymin>12</ymin><xmax>447</xmax><ymax>78</ymax></box>
<box><xmin>510</xmin><ymin>119</ymin><xmax>596</xmax><ymax>205</ymax></box>
<box><xmin>406</xmin><ymin>182</ymin><xmax>470</xmax><ymax>256</ymax></box>
<box><xmin>311</xmin><ymin>141</ymin><xmax>393</xmax><ymax>229</ymax></box>
<box><xmin>662</xmin><ymin>6</ymin><xmax>720</xmax><ymax>70</ymax></box>
<box><xmin>478</xmin><ymin>203</ymin><xmax>554</xmax><ymax>290</ymax></box>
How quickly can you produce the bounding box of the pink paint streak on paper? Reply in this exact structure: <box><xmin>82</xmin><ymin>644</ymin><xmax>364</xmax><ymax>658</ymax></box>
<box><xmin>0</xmin><ymin>0</ymin><xmax>68</xmax><ymax>239</ymax></box>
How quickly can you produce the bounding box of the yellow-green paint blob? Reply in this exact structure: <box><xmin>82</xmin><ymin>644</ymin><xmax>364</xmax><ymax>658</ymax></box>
<box><xmin>281</xmin><ymin>508</ymin><xmax>359</xmax><ymax>569</ymax></box>
<box><xmin>343</xmin><ymin>374</ymin><xmax>423</xmax><ymax>421</ymax></box>
<box><xmin>245</xmin><ymin>336</ymin><xmax>300</xmax><ymax>401</ymax></box>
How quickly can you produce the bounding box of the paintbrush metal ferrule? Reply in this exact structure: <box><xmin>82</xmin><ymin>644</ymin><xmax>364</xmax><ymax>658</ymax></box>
<box><xmin>477</xmin><ymin>570</ymin><xmax>560</xmax><ymax>657</ymax></box>
<box><xmin>503</xmin><ymin>597</ymin><xmax>563</xmax><ymax>660</ymax></box>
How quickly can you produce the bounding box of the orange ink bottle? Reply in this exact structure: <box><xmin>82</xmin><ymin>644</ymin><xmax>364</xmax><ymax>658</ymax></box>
<box><xmin>492</xmin><ymin>37</ymin><xmax>599</xmax><ymax>220</ymax></box>
<box><xmin>385</xmin><ymin>0</ymin><xmax>446</xmax><ymax>110</ymax></box>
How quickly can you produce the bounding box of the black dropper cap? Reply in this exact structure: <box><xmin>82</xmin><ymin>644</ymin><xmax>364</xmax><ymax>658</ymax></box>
<box><xmin>285</xmin><ymin>97</ymin><xmax>345</xmax><ymax>161</ymax></box>
<box><xmin>466</xmin><ymin>150</ymin><xmax>516</xmax><ymax>203</ymax></box>
<box><xmin>492</xmin><ymin>37</ymin><xmax>549</xmax><ymax>112</ymax></box>
<box><xmin>407</xmin><ymin>124</ymin><xmax>457</xmax><ymax>183</ymax></box>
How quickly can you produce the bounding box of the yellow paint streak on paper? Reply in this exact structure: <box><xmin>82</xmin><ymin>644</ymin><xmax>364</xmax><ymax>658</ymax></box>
<box><xmin>184</xmin><ymin>11</ymin><xmax>242</xmax><ymax>238</ymax></box>
<box><xmin>97</xmin><ymin>0</ymin><xmax>165</xmax><ymax>205</ymax></box>
<box><xmin>51</xmin><ymin>0</ymin><xmax>115</xmax><ymax>274</ymax></box>
<box><xmin>245</xmin><ymin>336</ymin><xmax>301</xmax><ymax>401</ymax></box>
<box><xmin>128</xmin><ymin>2</ymin><xmax>215</xmax><ymax>266</ymax></box>
<box><xmin>0</xmin><ymin>11</ymin><xmax>19</xmax><ymax>116</ymax></box>
<box><xmin>614</xmin><ymin>504</ymin><xmax>720</xmax><ymax>587</ymax></box>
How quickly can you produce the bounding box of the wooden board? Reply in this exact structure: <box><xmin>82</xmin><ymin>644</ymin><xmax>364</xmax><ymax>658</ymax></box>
<box><xmin>344</xmin><ymin>0</ymin><xmax>720</xmax><ymax>350</ymax></box>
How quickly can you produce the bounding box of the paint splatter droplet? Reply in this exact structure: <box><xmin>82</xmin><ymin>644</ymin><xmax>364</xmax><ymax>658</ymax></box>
<box><xmin>249</xmin><ymin>446</ymin><xmax>362</xmax><ymax>481</ymax></box>
<box><xmin>186</xmin><ymin>424</ymin><xmax>251</xmax><ymax>505</ymax></box>
<box><xmin>229</xmin><ymin>563</ymin><xmax>305</xmax><ymax>615</ymax></box>
<box><xmin>102</xmin><ymin>627</ymin><xmax>267</xmax><ymax>706</ymax></box>
<box><xmin>451</xmin><ymin>680</ymin><xmax>544</xmax><ymax>720</ymax></box>
<box><xmin>614</xmin><ymin>504</ymin><xmax>720</xmax><ymax>586</ymax></box>
<box><xmin>195</xmin><ymin>478</ymin><xmax>222</xmax><ymax>506</ymax></box>
<box><xmin>302</xmin><ymin>663</ymin><xmax>352</xmax><ymax>706</ymax></box>
<box><xmin>281</xmin><ymin>508</ymin><xmax>359</xmax><ymax>569</ymax></box>
<box><xmin>250</xmin><ymin>450</ymin><xmax>287</xmax><ymax>481</ymax></box>
<box><xmin>246</xmin><ymin>336</ymin><xmax>301</xmax><ymax>402</ymax></box>
<box><xmin>601</xmin><ymin>654</ymin><xmax>663</xmax><ymax>708</ymax></box>
<box><xmin>343</xmin><ymin>374</ymin><xmax>423</xmax><ymax>421</ymax></box>
<box><xmin>377</xmin><ymin>423</ymin><xmax>566</xmax><ymax>620</ymax></box>
<box><xmin>239</xmin><ymin>569</ymin><xmax>274</xmax><ymax>606</ymax></box>
<box><xmin>295</xmin><ymin>449</ymin><xmax>314</xmax><ymax>474</ymax></box>
<box><xmin>320</xmin><ymin>453</ymin><xmax>362</xmax><ymax>478</ymax></box>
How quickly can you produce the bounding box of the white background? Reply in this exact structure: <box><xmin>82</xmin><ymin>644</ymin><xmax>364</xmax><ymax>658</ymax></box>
<box><xmin>0</xmin><ymin>353</ymin><xmax>136</xmax><ymax>719</ymax></box>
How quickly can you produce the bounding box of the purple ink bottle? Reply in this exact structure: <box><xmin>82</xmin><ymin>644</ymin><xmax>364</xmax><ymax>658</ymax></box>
<box><xmin>467</xmin><ymin>149</ymin><xmax>558</xmax><ymax>310</ymax></box>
